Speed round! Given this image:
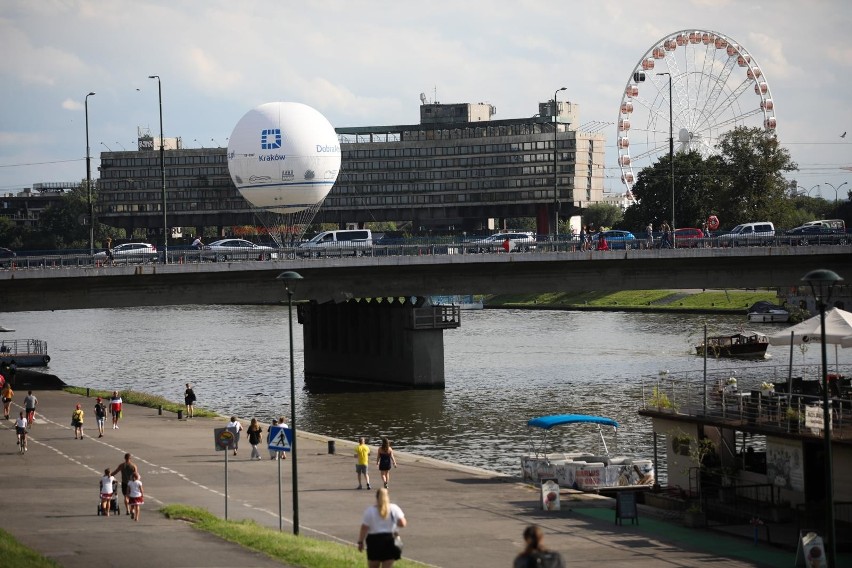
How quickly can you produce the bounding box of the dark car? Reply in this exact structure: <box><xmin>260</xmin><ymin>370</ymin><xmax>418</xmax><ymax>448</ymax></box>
<box><xmin>783</xmin><ymin>225</ymin><xmax>848</xmax><ymax>246</ymax></box>
<box><xmin>674</xmin><ymin>227</ymin><xmax>706</xmax><ymax>248</ymax></box>
<box><xmin>0</xmin><ymin>247</ymin><xmax>16</xmax><ymax>268</ymax></box>
<box><xmin>591</xmin><ymin>230</ymin><xmax>637</xmax><ymax>250</ymax></box>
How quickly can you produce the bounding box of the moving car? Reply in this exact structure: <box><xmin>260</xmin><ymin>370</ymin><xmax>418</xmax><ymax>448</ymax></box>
<box><xmin>94</xmin><ymin>242</ymin><xmax>158</xmax><ymax>263</ymax></box>
<box><xmin>591</xmin><ymin>230</ymin><xmax>637</xmax><ymax>250</ymax></box>
<box><xmin>297</xmin><ymin>229</ymin><xmax>373</xmax><ymax>257</ymax></box>
<box><xmin>674</xmin><ymin>227</ymin><xmax>706</xmax><ymax>248</ymax></box>
<box><xmin>717</xmin><ymin>222</ymin><xmax>775</xmax><ymax>246</ymax></box>
<box><xmin>0</xmin><ymin>247</ymin><xmax>15</xmax><ymax>268</ymax></box>
<box><xmin>782</xmin><ymin>225</ymin><xmax>848</xmax><ymax>246</ymax></box>
<box><xmin>203</xmin><ymin>239</ymin><xmax>278</xmax><ymax>261</ymax></box>
<box><xmin>468</xmin><ymin>232</ymin><xmax>536</xmax><ymax>253</ymax></box>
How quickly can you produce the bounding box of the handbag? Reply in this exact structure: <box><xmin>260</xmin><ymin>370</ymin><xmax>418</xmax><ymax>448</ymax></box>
<box><xmin>393</xmin><ymin>533</ymin><xmax>403</xmax><ymax>553</ymax></box>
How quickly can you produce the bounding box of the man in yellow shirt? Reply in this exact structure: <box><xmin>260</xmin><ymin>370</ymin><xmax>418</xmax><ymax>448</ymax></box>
<box><xmin>355</xmin><ymin>437</ymin><xmax>371</xmax><ymax>490</ymax></box>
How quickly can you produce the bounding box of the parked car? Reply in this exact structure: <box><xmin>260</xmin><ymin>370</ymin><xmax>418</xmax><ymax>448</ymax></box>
<box><xmin>203</xmin><ymin>239</ymin><xmax>278</xmax><ymax>261</ymax></box>
<box><xmin>0</xmin><ymin>247</ymin><xmax>16</xmax><ymax>268</ymax></box>
<box><xmin>674</xmin><ymin>227</ymin><xmax>706</xmax><ymax>248</ymax></box>
<box><xmin>93</xmin><ymin>242</ymin><xmax>158</xmax><ymax>263</ymax></box>
<box><xmin>717</xmin><ymin>222</ymin><xmax>775</xmax><ymax>246</ymax></box>
<box><xmin>782</xmin><ymin>225</ymin><xmax>848</xmax><ymax>246</ymax></box>
<box><xmin>591</xmin><ymin>230</ymin><xmax>637</xmax><ymax>250</ymax></box>
<box><xmin>468</xmin><ymin>232</ymin><xmax>536</xmax><ymax>253</ymax></box>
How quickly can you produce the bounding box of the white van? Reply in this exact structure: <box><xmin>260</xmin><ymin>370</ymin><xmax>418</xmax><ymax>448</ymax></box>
<box><xmin>717</xmin><ymin>222</ymin><xmax>775</xmax><ymax>246</ymax></box>
<box><xmin>298</xmin><ymin>229</ymin><xmax>373</xmax><ymax>257</ymax></box>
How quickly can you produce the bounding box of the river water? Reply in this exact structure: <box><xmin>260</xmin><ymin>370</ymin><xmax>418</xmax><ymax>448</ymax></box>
<box><xmin>6</xmin><ymin>306</ymin><xmax>851</xmax><ymax>479</ymax></box>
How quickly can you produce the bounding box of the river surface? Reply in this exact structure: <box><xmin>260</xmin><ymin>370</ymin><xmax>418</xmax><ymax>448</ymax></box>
<box><xmin>5</xmin><ymin>306</ymin><xmax>851</xmax><ymax>480</ymax></box>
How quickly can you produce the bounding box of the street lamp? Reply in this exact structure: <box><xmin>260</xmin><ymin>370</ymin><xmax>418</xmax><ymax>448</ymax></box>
<box><xmin>553</xmin><ymin>87</ymin><xmax>567</xmax><ymax>241</ymax></box>
<box><xmin>148</xmin><ymin>75</ymin><xmax>168</xmax><ymax>264</ymax></box>
<box><xmin>277</xmin><ymin>270</ymin><xmax>303</xmax><ymax>535</ymax></box>
<box><xmin>806</xmin><ymin>184</ymin><xmax>820</xmax><ymax>197</ymax></box>
<box><xmin>657</xmin><ymin>72</ymin><xmax>675</xmax><ymax>246</ymax></box>
<box><xmin>824</xmin><ymin>181</ymin><xmax>848</xmax><ymax>203</ymax></box>
<box><xmin>85</xmin><ymin>92</ymin><xmax>96</xmax><ymax>256</ymax></box>
<box><xmin>803</xmin><ymin>268</ymin><xmax>843</xmax><ymax>568</ymax></box>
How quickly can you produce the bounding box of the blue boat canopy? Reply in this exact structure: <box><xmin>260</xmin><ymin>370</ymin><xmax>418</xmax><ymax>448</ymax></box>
<box><xmin>527</xmin><ymin>414</ymin><xmax>619</xmax><ymax>430</ymax></box>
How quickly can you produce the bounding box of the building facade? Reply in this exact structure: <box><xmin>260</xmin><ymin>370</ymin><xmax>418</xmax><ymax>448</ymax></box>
<box><xmin>94</xmin><ymin>100</ymin><xmax>606</xmax><ymax>237</ymax></box>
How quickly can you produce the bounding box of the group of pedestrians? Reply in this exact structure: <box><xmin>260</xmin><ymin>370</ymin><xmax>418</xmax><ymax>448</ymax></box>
<box><xmin>71</xmin><ymin>391</ymin><xmax>123</xmax><ymax>440</ymax></box>
<box><xmin>100</xmin><ymin>453</ymin><xmax>143</xmax><ymax>520</ymax></box>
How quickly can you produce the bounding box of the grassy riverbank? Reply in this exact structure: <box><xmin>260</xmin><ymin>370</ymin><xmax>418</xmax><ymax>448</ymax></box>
<box><xmin>485</xmin><ymin>289</ymin><xmax>782</xmax><ymax>313</ymax></box>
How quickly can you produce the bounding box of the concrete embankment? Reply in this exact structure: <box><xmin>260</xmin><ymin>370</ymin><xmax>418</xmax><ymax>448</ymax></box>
<box><xmin>0</xmin><ymin>387</ymin><xmax>791</xmax><ymax>568</ymax></box>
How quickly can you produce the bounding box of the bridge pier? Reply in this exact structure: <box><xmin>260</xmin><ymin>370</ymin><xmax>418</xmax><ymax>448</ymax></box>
<box><xmin>298</xmin><ymin>297</ymin><xmax>460</xmax><ymax>390</ymax></box>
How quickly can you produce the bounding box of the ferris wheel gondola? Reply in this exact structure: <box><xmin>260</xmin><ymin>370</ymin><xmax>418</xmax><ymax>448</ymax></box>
<box><xmin>617</xmin><ymin>29</ymin><xmax>777</xmax><ymax>199</ymax></box>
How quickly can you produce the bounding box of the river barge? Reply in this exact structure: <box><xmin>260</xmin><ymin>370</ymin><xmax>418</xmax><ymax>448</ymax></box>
<box><xmin>0</xmin><ymin>339</ymin><xmax>50</xmax><ymax>367</ymax></box>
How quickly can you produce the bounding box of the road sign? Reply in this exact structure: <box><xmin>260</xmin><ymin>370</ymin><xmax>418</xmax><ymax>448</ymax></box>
<box><xmin>267</xmin><ymin>425</ymin><xmax>293</xmax><ymax>452</ymax></box>
<box><xmin>214</xmin><ymin>427</ymin><xmax>239</xmax><ymax>451</ymax></box>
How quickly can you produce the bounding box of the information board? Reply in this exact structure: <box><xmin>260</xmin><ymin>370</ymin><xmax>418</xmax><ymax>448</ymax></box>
<box><xmin>615</xmin><ymin>491</ymin><xmax>639</xmax><ymax>525</ymax></box>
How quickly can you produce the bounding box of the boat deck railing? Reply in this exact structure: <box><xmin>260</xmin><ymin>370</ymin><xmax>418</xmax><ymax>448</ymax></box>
<box><xmin>0</xmin><ymin>339</ymin><xmax>48</xmax><ymax>356</ymax></box>
<box><xmin>640</xmin><ymin>364</ymin><xmax>852</xmax><ymax>441</ymax></box>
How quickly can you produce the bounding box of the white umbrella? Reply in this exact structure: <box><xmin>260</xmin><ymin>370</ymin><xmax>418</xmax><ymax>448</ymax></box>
<box><xmin>767</xmin><ymin>307</ymin><xmax>852</xmax><ymax>390</ymax></box>
<box><xmin>843</xmin><ymin>335</ymin><xmax>852</xmax><ymax>348</ymax></box>
<box><xmin>767</xmin><ymin>307</ymin><xmax>852</xmax><ymax>346</ymax></box>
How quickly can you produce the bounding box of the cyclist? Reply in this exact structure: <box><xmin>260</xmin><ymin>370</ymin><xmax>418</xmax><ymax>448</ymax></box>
<box><xmin>23</xmin><ymin>390</ymin><xmax>38</xmax><ymax>427</ymax></box>
<box><xmin>15</xmin><ymin>411</ymin><xmax>28</xmax><ymax>452</ymax></box>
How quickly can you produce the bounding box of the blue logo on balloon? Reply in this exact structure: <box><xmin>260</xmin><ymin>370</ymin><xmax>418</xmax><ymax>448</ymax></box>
<box><xmin>261</xmin><ymin>129</ymin><xmax>282</xmax><ymax>150</ymax></box>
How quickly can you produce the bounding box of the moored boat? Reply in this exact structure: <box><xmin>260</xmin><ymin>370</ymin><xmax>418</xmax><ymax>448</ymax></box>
<box><xmin>695</xmin><ymin>331</ymin><xmax>769</xmax><ymax>359</ymax></box>
<box><xmin>0</xmin><ymin>339</ymin><xmax>50</xmax><ymax>367</ymax></box>
<box><xmin>521</xmin><ymin>414</ymin><xmax>654</xmax><ymax>492</ymax></box>
<box><xmin>747</xmin><ymin>301</ymin><xmax>789</xmax><ymax>323</ymax></box>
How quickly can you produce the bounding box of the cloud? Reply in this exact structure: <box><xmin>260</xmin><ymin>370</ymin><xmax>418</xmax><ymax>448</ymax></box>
<box><xmin>62</xmin><ymin>99</ymin><xmax>84</xmax><ymax>111</ymax></box>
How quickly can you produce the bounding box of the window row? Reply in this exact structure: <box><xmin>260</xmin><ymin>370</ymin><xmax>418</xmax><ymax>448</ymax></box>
<box><xmin>344</xmin><ymin>138</ymin><xmax>578</xmax><ymax>159</ymax></box>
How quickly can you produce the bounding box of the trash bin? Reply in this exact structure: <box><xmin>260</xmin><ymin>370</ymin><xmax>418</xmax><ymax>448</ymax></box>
<box><xmin>177</xmin><ymin>410</ymin><xmax>183</xmax><ymax>420</ymax></box>
<box><xmin>327</xmin><ymin>440</ymin><xmax>335</xmax><ymax>454</ymax></box>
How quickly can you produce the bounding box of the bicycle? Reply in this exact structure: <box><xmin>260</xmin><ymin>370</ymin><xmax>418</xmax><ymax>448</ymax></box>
<box><xmin>18</xmin><ymin>429</ymin><xmax>27</xmax><ymax>453</ymax></box>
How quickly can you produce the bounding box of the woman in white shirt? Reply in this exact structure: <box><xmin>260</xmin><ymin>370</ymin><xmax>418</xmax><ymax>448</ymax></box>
<box><xmin>357</xmin><ymin>487</ymin><xmax>406</xmax><ymax>567</ymax></box>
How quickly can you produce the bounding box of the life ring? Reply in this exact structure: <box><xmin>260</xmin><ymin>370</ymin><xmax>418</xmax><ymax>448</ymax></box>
<box><xmin>707</xmin><ymin>215</ymin><xmax>720</xmax><ymax>231</ymax></box>
<box><xmin>43</xmin><ymin>355</ymin><xmax>50</xmax><ymax>364</ymax></box>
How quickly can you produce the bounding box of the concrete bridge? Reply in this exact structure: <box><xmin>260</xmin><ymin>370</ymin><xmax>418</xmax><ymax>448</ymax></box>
<box><xmin>0</xmin><ymin>245</ymin><xmax>849</xmax><ymax>312</ymax></box>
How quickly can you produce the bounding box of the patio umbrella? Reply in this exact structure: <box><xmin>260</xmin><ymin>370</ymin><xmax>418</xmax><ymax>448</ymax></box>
<box><xmin>767</xmin><ymin>307</ymin><xmax>852</xmax><ymax>388</ymax></box>
<box><xmin>843</xmin><ymin>335</ymin><xmax>852</xmax><ymax>348</ymax></box>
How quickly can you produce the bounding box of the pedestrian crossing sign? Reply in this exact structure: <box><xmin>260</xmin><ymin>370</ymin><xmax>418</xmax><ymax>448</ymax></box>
<box><xmin>267</xmin><ymin>425</ymin><xmax>293</xmax><ymax>452</ymax></box>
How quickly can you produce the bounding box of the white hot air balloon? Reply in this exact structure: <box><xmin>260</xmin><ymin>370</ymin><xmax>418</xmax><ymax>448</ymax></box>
<box><xmin>227</xmin><ymin>102</ymin><xmax>341</xmax><ymax>243</ymax></box>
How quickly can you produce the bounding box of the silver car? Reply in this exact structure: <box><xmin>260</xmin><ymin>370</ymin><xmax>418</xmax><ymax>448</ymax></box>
<box><xmin>94</xmin><ymin>242</ymin><xmax>158</xmax><ymax>263</ymax></box>
<box><xmin>469</xmin><ymin>232</ymin><xmax>536</xmax><ymax>253</ymax></box>
<box><xmin>203</xmin><ymin>239</ymin><xmax>278</xmax><ymax>261</ymax></box>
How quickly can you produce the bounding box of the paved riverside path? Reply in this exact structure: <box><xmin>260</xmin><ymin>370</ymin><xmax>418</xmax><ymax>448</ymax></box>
<box><xmin>0</xmin><ymin>389</ymin><xmax>785</xmax><ymax>568</ymax></box>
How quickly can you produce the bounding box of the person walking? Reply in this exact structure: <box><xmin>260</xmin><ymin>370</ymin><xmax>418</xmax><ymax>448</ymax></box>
<box><xmin>355</xmin><ymin>436</ymin><xmax>372</xmax><ymax>490</ymax></box>
<box><xmin>184</xmin><ymin>383</ymin><xmax>196</xmax><ymax>418</ymax></box>
<box><xmin>513</xmin><ymin>525</ymin><xmax>565</xmax><ymax>568</ymax></box>
<box><xmin>104</xmin><ymin>236</ymin><xmax>115</xmax><ymax>265</ymax></box>
<box><xmin>111</xmin><ymin>453</ymin><xmax>139</xmax><ymax>515</ymax></box>
<box><xmin>376</xmin><ymin>437</ymin><xmax>397</xmax><ymax>489</ymax></box>
<box><xmin>645</xmin><ymin>222</ymin><xmax>654</xmax><ymax>249</ymax></box>
<box><xmin>226</xmin><ymin>416</ymin><xmax>243</xmax><ymax>456</ymax></box>
<box><xmin>2</xmin><ymin>383</ymin><xmax>13</xmax><ymax>420</ymax></box>
<box><xmin>127</xmin><ymin>472</ymin><xmax>144</xmax><ymax>521</ymax></box>
<box><xmin>23</xmin><ymin>390</ymin><xmax>37</xmax><ymax>427</ymax></box>
<box><xmin>72</xmin><ymin>403</ymin><xmax>85</xmax><ymax>439</ymax></box>
<box><xmin>357</xmin><ymin>487</ymin><xmax>406</xmax><ymax>568</ymax></box>
<box><xmin>94</xmin><ymin>397</ymin><xmax>107</xmax><ymax>437</ymax></box>
<box><xmin>109</xmin><ymin>391</ymin><xmax>123</xmax><ymax>429</ymax></box>
<box><xmin>99</xmin><ymin>468</ymin><xmax>116</xmax><ymax>517</ymax></box>
<box><xmin>247</xmin><ymin>418</ymin><xmax>263</xmax><ymax>460</ymax></box>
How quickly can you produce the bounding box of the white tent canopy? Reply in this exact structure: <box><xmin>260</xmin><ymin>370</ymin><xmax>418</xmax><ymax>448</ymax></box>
<box><xmin>767</xmin><ymin>307</ymin><xmax>852</xmax><ymax>346</ymax></box>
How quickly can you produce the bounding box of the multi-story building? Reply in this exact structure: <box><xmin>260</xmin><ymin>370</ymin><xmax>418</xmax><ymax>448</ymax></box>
<box><xmin>95</xmin><ymin>99</ymin><xmax>606</xmax><ymax>237</ymax></box>
<box><xmin>0</xmin><ymin>183</ymin><xmax>77</xmax><ymax>229</ymax></box>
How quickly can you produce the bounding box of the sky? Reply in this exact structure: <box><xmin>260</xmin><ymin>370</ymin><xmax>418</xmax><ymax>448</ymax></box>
<box><xmin>1</xmin><ymin>0</ymin><xmax>850</xmax><ymax>202</ymax></box>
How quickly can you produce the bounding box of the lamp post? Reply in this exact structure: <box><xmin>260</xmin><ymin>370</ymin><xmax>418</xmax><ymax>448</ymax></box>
<box><xmin>824</xmin><ymin>181</ymin><xmax>848</xmax><ymax>203</ymax></box>
<box><xmin>657</xmin><ymin>72</ymin><xmax>675</xmax><ymax>246</ymax></box>
<box><xmin>803</xmin><ymin>268</ymin><xmax>843</xmax><ymax>568</ymax></box>
<box><xmin>277</xmin><ymin>270</ymin><xmax>303</xmax><ymax>535</ymax></box>
<box><xmin>85</xmin><ymin>92</ymin><xmax>96</xmax><ymax>256</ymax></box>
<box><xmin>553</xmin><ymin>87</ymin><xmax>567</xmax><ymax>241</ymax></box>
<box><xmin>148</xmin><ymin>75</ymin><xmax>168</xmax><ymax>264</ymax></box>
<box><xmin>806</xmin><ymin>184</ymin><xmax>820</xmax><ymax>197</ymax></box>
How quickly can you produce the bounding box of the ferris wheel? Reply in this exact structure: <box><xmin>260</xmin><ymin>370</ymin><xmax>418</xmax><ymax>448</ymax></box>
<box><xmin>617</xmin><ymin>29</ymin><xmax>777</xmax><ymax>198</ymax></box>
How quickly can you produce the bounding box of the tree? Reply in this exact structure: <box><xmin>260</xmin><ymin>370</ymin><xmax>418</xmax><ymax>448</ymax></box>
<box><xmin>582</xmin><ymin>203</ymin><xmax>623</xmax><ymax>229</ymax></box>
